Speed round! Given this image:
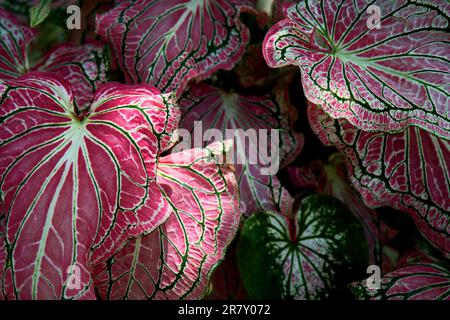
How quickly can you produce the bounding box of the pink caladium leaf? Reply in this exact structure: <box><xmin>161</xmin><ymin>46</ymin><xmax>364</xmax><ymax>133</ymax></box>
<box><xmin>288</xmin><ymin>154</ymin><xmax>381</xmax><ymax>265</ymax></box>
<box><xmin>350</xmin><ymin>262</ymin><xmax>450</xmax><ymax>300</ymax></box>
<box><xmin>237</xmin><ymin>194</ymin><xmax>368</xmax><ymax>299</ymax></box>
<box><xmin>0</xmin><ymin>0</ymin><xmax>78</xmax><ymax>20</ymax></box>
<box><xmin>0</xmin><ymin>72</ymin><xmax>179</xmax><ymax>299</ymax></box>
<box><xmin>263</xmin><ymin>0</ymin><xmax>450</xmax><ymax>139</ymax></box>
<box><xmin>178</xmin><ymin>82</ymin><xmax>303</xmax><ymax>215</ymax></box>
<box><xmin>308</xmin><ymin>102</ymin><xmax>450</xmax><ymax>257</ymax></box>
<box><xmin>93</xmin><ymin>142</ymin><xmax>241</xmax><ymax>300</ymax></box>
<box><xmin>0</xmin><ymin>216</ymin><xmax>4</xmax><ymax>299</ymax></box>
<box><xmin>95</xmin><ymin>0</ymin><xmax>255</xmax><ymax>96</ymax></box>
<box><xmin>0</xmin><ymin>8</ymin><xmax>36</xmax><ymax>79</ymax></box>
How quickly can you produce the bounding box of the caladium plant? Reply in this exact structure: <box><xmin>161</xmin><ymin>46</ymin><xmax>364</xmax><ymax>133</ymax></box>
<box><xmin>288</xmin><ymin>154</ymin><xmax>381</xmax><ymax>265</ymax></box>
<box><xmin>0</xmin><ymin>0</ymin><xmax>448</xmax><ymax>302</ymax></box>
<box><xmin>307</xmin><ymin>102</ymin><xmax>450</xmax><ymax>257</ymax></box>
<box><xmin>350</xmin><ymin>262</ymin><xmax>450</xmax><ymax>300</ymax></box>
<box><xmin>178</xmin><ymin>82</ymin><xmax>303</xmax><ymax>215</ymax></box>
<box><xmin>96</xmin><ymin>0</ymin><xmax>256</xmax><ymax>96</ymax></box>
<box><xmin>0</xmin><ymin>72</ymin><xmax>240</xmax><ymax>300</ymax></box>
<box><xmin>93</xmin><ymin>142</ymin><xmax>240</xmax><ymax>299</ymax></box>
<box><xmin>237</xmin><ymin>194</ymin><xmax>368</xmax><ymax>300</ymax></box>
<box><xmin>263</xmin><ymin>0</ymin><xmax>450</xmax><ymax>140</ymax></box>
<box><xmin>0</xmin><ymin>72</ymin><xmax>180</xmax><ymax>299</ymax></box>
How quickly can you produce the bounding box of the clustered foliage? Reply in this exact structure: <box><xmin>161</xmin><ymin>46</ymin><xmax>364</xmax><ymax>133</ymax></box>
<box><xmin>0</xmin><ymin>0</ymin><xmax>448</xmax><ymax>300</ymax></box>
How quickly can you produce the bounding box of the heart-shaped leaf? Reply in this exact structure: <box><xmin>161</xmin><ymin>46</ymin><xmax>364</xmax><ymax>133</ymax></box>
<box><xmin>92</xmin><ymin>142</ymin><xmax>241</xmax><ymax>299</ymax></box>
<box><xmin>237</xmin><ymin>194</ymin><xmax>368</xmax><ymax>299</ymax></box>
<box><xmin>350</xmin><ymin>262</ymin><xmax>450</xmax><ymax>300</ymax></box>
<box><xmin>29</xmin><ymin>0</ymin><xmax>51</xmax><ymax>28</ymax></box>
<box><xmin>0</xmin><ymin>8</ymin><xmax>36</xmax><ymax>79</ymax></box>
<box><xmin>0</xmin><ymin>72</ymin><xmax>179</xmax><ymax>299</ymax></box>
<box><xmin>95</xmin><ymin>0</ymin><xmax>255</xmax><ymax>96</ymax></box>
<box><xmin>263</xmin><ymin>0</ymin><xmax>450</xmax><ymax>139</ymax></box>
<box><xmin>308</xmin><ymin>102</ymin><xmax>450</xmax><ymax>257</ymax></box>
<box><xmin>178</xmin><ymin>82</ymin><xmax>303</xmax><ymax>215</ymax></box>
<box><xmin>0</xmin><ymin>8</ymin><xmax>110</xmax><ymax>110</ymax></box>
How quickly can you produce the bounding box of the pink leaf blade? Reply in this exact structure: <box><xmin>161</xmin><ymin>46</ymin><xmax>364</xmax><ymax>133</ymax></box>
<box><xmin>351</xmin><ymin>262</ymin><xmax>450</xmax><ymax>300</ymax></box>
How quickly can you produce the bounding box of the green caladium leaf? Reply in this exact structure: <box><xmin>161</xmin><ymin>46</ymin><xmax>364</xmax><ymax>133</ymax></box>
<box><xmin>237</xmin><ymin>194</ymin><xmax>368</xmax><ymax>299</ymax></box>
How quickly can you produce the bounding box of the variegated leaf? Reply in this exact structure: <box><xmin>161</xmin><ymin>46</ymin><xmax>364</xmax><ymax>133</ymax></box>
<box><xmin>351</xmin><ymin>262</ymin><xmax>450</xmax><ymax>300</ymax></box>
<box><xmin>34</xmin><ymin>42</ymin><xmax>110</xmax><ymax>111</ymax></box>
<box><xmin>289</xmin><ymin>154</ymin><xmax>381</xmax><ymax>265</ymax></box>
<box><xmin>178</xmin><ymin>82</ymin><xmax>303</xmax><ymax>215</ymax></box>
<box><xmin>95</xmin><ymin>0</ymin><xmax>255</xmax><ymax>96</ymax></box>
<box><xmin>0</xmin><ymin>8</ymin><xmax>36</xmax><ymax>79</ymax></box>
<box><xmin>0</xmin><ymin>73</ymin><xmax>179</xmax><ymax>299</ymax></box>
<box><xmin>308</xmin><ymin>102</ymin><xmax>450</xmax><ymax>257</ymax></box>
<box><xmin>237</xmin><ymin>194</ymin><xmax>368</xmax><ymax>299</ymax></box>
<box><xmin>263</xmin><ymin>0</ymin><xmax>450</xmax><ymax>139</ymax></box>
<box><xmin>93</xmin><ymin>142</ymin><xmax>241</xmax><ymax>300</ymax></box>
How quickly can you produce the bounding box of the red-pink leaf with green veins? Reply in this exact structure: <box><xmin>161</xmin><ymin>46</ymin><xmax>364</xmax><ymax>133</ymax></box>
<box><xmin>0</xmin><ymin>73</ymin><xmax>179</xmax><ymax>299</ymax></box>
<box><xmin>352</xmin><ymin>262</ymin><xmax>450</xmax><ymax>300</ymax></box>
<box><xmin>34</xmin><ymin>42</ymin><xmax>110</xmax><ymax>111</ymax></box>
<box><xmin>96</xmin><ymin>0</ymin><xmax>254</xmax><ymax>96</ymax></box>
<box><xmin>271</xmin><ymin>0</ymin><xmax>294</xmax><ymax>23</ymax></box>
<box><xmin>93</xmin><ymin>142</ymin><xmax>241</xmax><ymax>299</ymax></box>
<box><xmin>308</xmin><ymin>102</ymin><xmax>450</xmax><ymax>257</ymax></box>
<box><xmin>179</xmin><ymin>82</ymin><xmax>303</xmax><ymax>215</ymax></box>
<box><xmin>0</xmin><ymin>8</ymin><xmax>35</xmax><ymax>79</ymax></box>
<box><xmin>0</xmin><ymin>216</ymin><xmax>4</xmax><ymax>299</ymax></box>
<box><xmin>263</xmin><ymin>0</ymin><xmax>450</xmax><ymax>139</ymax></box>
<box><xmin>0</xmin><ymin>9</ymin><xmax>109</xmax><ymax>110</ymax></box>
<box><xmin>288</xmin><ymin>155</ymin><xmax>381</xmax><ymax>265</ymax></box>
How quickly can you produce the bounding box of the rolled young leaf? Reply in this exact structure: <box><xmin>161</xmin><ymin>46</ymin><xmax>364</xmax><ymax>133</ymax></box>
<box><xmin>263</xmin><ymin>0</ymin><xmax>450</xmax><ymax>140</ymax></box>
<box><xmin>93</xmin><ymin>142</ymin><xmax>241</xmax><ymax>299</ymax></box>
<box><xmin>29</xmin><ymin>0</ymin><xmax>51</xmax><ymax>28</ymax></box>
<box><xmin>0</xmin><ymin>72</ymin><xmax>179</xmax><ymax>299</ymax></box>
